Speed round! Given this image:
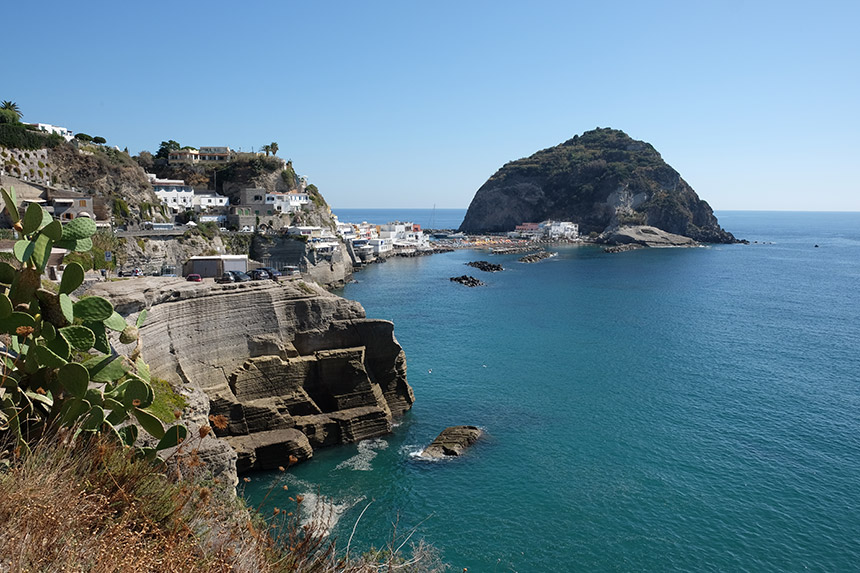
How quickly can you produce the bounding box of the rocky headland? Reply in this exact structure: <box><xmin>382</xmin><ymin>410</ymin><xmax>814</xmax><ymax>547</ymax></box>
<box><xmin>87</xmin><ymin>278</ymin><xmax>414</xmax><ymax>479</ymax></box>
<box><xmin>459</xmin><ymin>127</ymin><xmax>737</xmax><ymax>243</ymax></box>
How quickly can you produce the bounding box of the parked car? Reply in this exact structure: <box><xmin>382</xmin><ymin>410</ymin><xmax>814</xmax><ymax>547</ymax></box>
<box><xmin>260</xmin><ymin>267</ymin><xmax>282</xmax><ymax>278</ymax></box>
<box><xmin>249</xmin><ymin>269</ymin><xmax>270</xmax><ymax>280</ymax></box>
<box><xmin>185</xmin><ymin>274</ymin><xmax>202</xmax><ymax>282</ymax></box>
<box><xmin>230</xmin><ymin>271</ymin><xmax>252</xmax><ymax>282</ymax></box>
<box><xmin>216</xmin><ymin>272</ymin><xmax>235</xmax><ymax>284</ymax></box>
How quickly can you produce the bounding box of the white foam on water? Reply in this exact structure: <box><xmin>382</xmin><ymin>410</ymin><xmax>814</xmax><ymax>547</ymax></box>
<box><xmin>298</xmin><ymin>492</ymin><xmax>366</xmax><ymax>538</ymax></box>
<box><xmin>402</xmin><ymin>444</ymin><xmax>442</xmax><ymax>461</ymax></box>
<box><xmin>335</xmin><ymin>438</ymin><xmax>389</xmax><ymax>471</ymax></box>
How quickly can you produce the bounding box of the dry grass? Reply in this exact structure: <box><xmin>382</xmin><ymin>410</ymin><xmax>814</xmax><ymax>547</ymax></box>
<box><xmin>0</xmin><ymin>432</ymin><xmax>250</xmax><ymax>572</ymax></box>
<box><xmin>0</xmin><ymin>433</ymin><xmax>448</xmax><ymax>573</ymax></box>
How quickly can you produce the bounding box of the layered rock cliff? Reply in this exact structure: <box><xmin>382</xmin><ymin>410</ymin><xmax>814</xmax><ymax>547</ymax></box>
<box><xmin>87</xmin><ymin>279</ymin><xmax>414</xmax><ymax>474</ymax></box>
<box><xmin>459</xmin><ymin>128</ymin><xmax>736</xmax><ymax>243</ymax></box>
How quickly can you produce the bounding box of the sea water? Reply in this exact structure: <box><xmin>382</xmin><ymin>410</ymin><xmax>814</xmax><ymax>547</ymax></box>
<box><xmin>332</xmin><ymin>208</ymin><xmax>466</xmax><ymax>230</ymax></box>
<box><xmin>244</xmin><ymin>211</ymin><xmax>860</xmax><ymax>571</ymax></box>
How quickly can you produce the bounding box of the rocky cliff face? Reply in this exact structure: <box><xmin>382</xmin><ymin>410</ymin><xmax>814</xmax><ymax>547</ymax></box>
<box><xmin>459</xmin><ymin>128</ymin><xmax>737</xmax><ymax>243</ymax></box>
<box><xmin>46</xmin><ymin>143</ymin><xmax>159</xmax><ymax>216</ymax></box>
<box><xmin>87</xmin><ymin>279</ymin><xmax>414</xmax><ymax>474</ymax></box>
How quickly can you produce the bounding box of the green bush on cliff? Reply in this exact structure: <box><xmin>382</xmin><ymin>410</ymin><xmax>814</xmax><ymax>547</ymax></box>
<box><xmin>0</xmin><ymin>186</ymin><xmax>187</xmax><ymax>462</ymax></box>
<box><xmin>113</xmin><ymin>197</ymin><xmax>130</xmax><ymax>220</ymax></box>
<box><xmin>0</xmin><ymin>124</ymin><xmax>63</xmax><ymax>150</ymax></box>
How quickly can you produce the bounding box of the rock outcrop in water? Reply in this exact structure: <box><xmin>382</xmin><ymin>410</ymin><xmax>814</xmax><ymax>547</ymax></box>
<box><xmin>459</xmin><ymin>128</ymin><xmax>736</xmax><ymax>243</ymax></box>
<box><xmin>450</xmin><ymin>275</ymin><xmax>485</xmax><ymax>287</ymax></box>
<box><xmin>87</xmin><ymin>279</ymin><xmax>414</xmax><ymax>476</ymax></box>
<box><xmin>466</xmin><ymin>261</ymin><xmax>504</xmax><ymax>272</ymax></box>
<box><xmin>420</xmin><ymin>426</ymin><xmax>482</xmax><ymax>459</ymax></box>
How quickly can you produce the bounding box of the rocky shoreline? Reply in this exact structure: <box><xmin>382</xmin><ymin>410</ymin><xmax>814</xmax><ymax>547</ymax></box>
<box><xmin>519</xmin><ymin>250</ymin><xmax>557</xmax><ymax>263</ymax></box>
<box><xmin>87</xmin><ymin>279</ymin><xmax>415</xmax><ymax>483</ymax></box>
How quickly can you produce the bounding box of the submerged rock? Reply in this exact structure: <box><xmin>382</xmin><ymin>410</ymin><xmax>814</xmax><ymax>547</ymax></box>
<box><xmin>420</xmin><ymin>426</ymin><xmax>482</xmax><ymax>458</ymax></box>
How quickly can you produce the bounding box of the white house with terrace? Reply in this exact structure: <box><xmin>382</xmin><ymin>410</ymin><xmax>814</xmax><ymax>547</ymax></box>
<box><xmin>265</xmin><ymin>191</ymin><xmax>311</xmax><ymax>213</ymax></box>
<box><xmin>149</xmin><ymin>175</ymin><xmax>193</xmax><ymax>212</ymax></box>
<box><xmin>148</xmin><ymin>174</ymin><xmax>227</xmax><ymax>213</ymax></box>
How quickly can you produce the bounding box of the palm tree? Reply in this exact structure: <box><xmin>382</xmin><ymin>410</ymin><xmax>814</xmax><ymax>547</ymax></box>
<box><xmin>1</xmin><ymin>101</ymin><xmax>21</xmax><ymax>120</ymax></box>
<box><xmin>270</xmin><ymin>142</ymin><xmax>279</xmax><ymax>156</ymax></box>
<box><xmin>261</xmin><ymin>144</ymin><xmax>272</xmax><ymax>156</ymax></box>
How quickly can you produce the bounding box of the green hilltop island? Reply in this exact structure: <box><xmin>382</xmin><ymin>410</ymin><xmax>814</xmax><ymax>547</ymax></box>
<box><xmin>459</xmin><ymin>127</ymin><xmax>739</xmax><ymax>245</ymax></box>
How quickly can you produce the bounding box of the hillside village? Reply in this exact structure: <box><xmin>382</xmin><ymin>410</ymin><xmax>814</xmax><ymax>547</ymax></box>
<box><xmin>1</xmin><ymin>105</ymin><xmax>582</xmax><ymax>285</ymax></box>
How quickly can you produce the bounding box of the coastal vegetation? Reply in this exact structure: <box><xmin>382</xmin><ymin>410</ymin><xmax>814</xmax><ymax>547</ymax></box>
<box><xmin>0</xmin><ymin>191</ymin><xmax>444</xmax><ymax>570</ymax></box>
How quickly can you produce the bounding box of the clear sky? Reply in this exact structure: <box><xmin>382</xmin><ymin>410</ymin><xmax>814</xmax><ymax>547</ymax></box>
<box><xmin>5</xmin><ymin>1</ymin><xmax>859</xmax><ymax>210</ymax></box>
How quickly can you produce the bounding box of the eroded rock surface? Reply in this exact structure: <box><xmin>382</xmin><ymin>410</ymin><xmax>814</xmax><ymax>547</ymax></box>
<box><xmin>602</xmin><ymin>225</ymin><xmax>698</xmax><ymax>248</ymax></box>
<box><xmin>89</xmin><ymin>279</ymin><xmax>414</xmax><ymax>475</ymax></box>
<box><xmin>420</xmin><ymin>426</ymin><xmax>482</xmax><ymax>458</ymax></box>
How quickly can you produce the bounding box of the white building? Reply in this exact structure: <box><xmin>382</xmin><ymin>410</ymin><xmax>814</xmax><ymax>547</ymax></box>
<box><xmin>379</xmin><ymin>221</ymin><xmax>429</xmax><ymax>249</ymax></box>
<box><xmin>192</xmin><ymin>190</ymin><xmax>228</xmax><ymax>210</ymax></box>
<box><xmin>265</xmin><ymin>191</ymin><xmax>310</xmax><ymax>213</ymax></box>
<box><xmin>334</xmin><ymin>218</ymin><xmax>356</xmax><ymax>241</ymax></box>
<box><xmin>541</xmin><ymin>220</ymin><xmax>579</xmax><ymax>239</ymax></box>
<box><xmin>28</xmin><ymin>123</ymin><xmax>74</xmax><ymax>141</ymax></box>
<box><xmin>150</xmin><ymin>176</ymin><xmax>194</xmax><ymax>212</ymax></box>
<box><xmin>286</xmin><ymin>225</ymin><xmax>324</xmax><ymax>239</ymax></box>
<box><xmin>368</xmin><ymin>237</ymin><xmax>392</xmax><ymax>255</ymax></box>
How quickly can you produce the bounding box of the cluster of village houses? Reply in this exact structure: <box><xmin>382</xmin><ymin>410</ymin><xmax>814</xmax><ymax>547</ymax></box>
<box><xmin>4</xmin><ymin>126</ymin><xmax>582</xmax><ymax>275</ymax></box>
<box><xmin>511</xmin><ymin>220</ymin><xmax>579</xmax><ymax>240</ymax></box>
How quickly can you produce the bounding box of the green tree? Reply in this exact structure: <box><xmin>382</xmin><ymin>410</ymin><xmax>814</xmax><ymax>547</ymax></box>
<box><xmin>134</xmin><ymin>150</ymin><xmax>154</xmax><ymax>170</ymax></box>
<box><xmin>270</xmin><ymin>141</ymin><xmax>278</xmax><ymax>156</ymax></box>
<box><xmin>155</xmin><ymin>140</ymin><xmax>180</xmax><ymax>159</ymax></box>
<box><xmin>75</xmin><ymin>133</ymin><xmax>93</xmax><ymax>142</ymax></box>
<box><xmin>93</xmin><ymin>136</ymin><xmax>106</xmax><ymax>145</ymax></box>
<box><xmin>261</xmin><ymin>144</ymin><xmax>272</xmax><ymax>156</ymax></box>
<box><xmin>0</xmin><ymin>101</ymin><xmax>21</xmax><ymax>121</ymax></box>
<box><xmin>0</xmin><ymin>109</ymin><xmax>18</xmax><ymax>125</ymax></box>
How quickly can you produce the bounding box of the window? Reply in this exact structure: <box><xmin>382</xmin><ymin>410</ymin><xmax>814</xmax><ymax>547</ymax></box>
<box><xmin>79</xmin><ymin>200</ymin><xmax>87</xmax><ymax>207</ymax></box>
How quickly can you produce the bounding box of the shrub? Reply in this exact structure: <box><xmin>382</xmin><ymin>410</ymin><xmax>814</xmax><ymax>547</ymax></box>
<box><xmin>0</xmin><ymin>186</ymin><xmax>187</xmax><ymax>462</ymax></box>
<box><xmin>0</xmin><ymin>124</ymin><xmax>63</xmax><ymax>149</ymax></box>
<box><xmin>0</xmin><ymin>109</ymin><xmax>19</xmax><ymax>125</ymax></box>
<box><xmin>113</xmin><ymin>198</ymin><xmax>130</xmax><ymax>219</ymax></box>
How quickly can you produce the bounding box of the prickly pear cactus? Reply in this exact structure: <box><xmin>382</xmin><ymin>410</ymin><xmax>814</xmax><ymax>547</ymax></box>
<box><xmin>0</xmin><ymin>186</ymin><xmax>186</xmax><ymax>461</ymax></box>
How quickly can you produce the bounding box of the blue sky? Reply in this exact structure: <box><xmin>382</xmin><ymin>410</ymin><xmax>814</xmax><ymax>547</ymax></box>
<box><xmin>6</xmin><ymin>1</ymin><xmax>859</xmax><ymax>210</ymax></box>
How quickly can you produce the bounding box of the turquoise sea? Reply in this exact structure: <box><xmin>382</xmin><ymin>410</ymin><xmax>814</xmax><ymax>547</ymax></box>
<box><xmin>245</xmin><ymin>211</ymin><xmax>860</xmax><ymax>572</ymax></box>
